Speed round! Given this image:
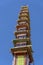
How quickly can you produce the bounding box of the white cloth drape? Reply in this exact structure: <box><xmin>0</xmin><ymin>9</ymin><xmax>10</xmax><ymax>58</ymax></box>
<box><xmin>12</xmin><ymin>56</ymin><xmax>15</xmax><ymax>65</ymax></box>
<box><xmin>27</xmin><ymin>56</ymin><xmax>30</xmax><ymax>65</ymax></box>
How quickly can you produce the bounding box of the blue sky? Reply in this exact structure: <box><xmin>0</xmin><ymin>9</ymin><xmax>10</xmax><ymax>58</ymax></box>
<box><xmin>0</xmin><ymin>0</ymin><xmax>43</xmax><ymax>65</ymax></box>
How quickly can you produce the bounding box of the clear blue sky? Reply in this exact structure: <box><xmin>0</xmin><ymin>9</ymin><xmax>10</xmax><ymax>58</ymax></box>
<box><xmin>0</xmin><ymin>0</ymin><xmax>43</xmax><ymax>65</ymax></box>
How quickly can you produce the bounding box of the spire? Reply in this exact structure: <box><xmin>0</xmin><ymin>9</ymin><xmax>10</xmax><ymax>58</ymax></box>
<box><xmin>11</xmin><ymin>6</ymin><xmax>33</xmax><ymax>65</ymax></box>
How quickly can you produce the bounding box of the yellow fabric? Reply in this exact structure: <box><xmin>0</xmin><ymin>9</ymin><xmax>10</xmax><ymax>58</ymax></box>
<box><xmin>16</xmin><ymin>55</ymin><xmax>25</xmax><ymax>65</ymax></box>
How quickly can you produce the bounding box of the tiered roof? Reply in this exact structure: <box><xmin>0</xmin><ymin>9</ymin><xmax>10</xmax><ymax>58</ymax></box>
<box><xmin>11</xmin><ymin>6</ymin><xmax>33</xmax><ymax>63</ymax></box>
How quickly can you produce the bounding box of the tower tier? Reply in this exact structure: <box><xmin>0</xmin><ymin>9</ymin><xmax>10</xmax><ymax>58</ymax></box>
<box><xmin>11</xmin><ymin>46</ymin><xmax>33</xmax><ymax>63</ymax></box>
